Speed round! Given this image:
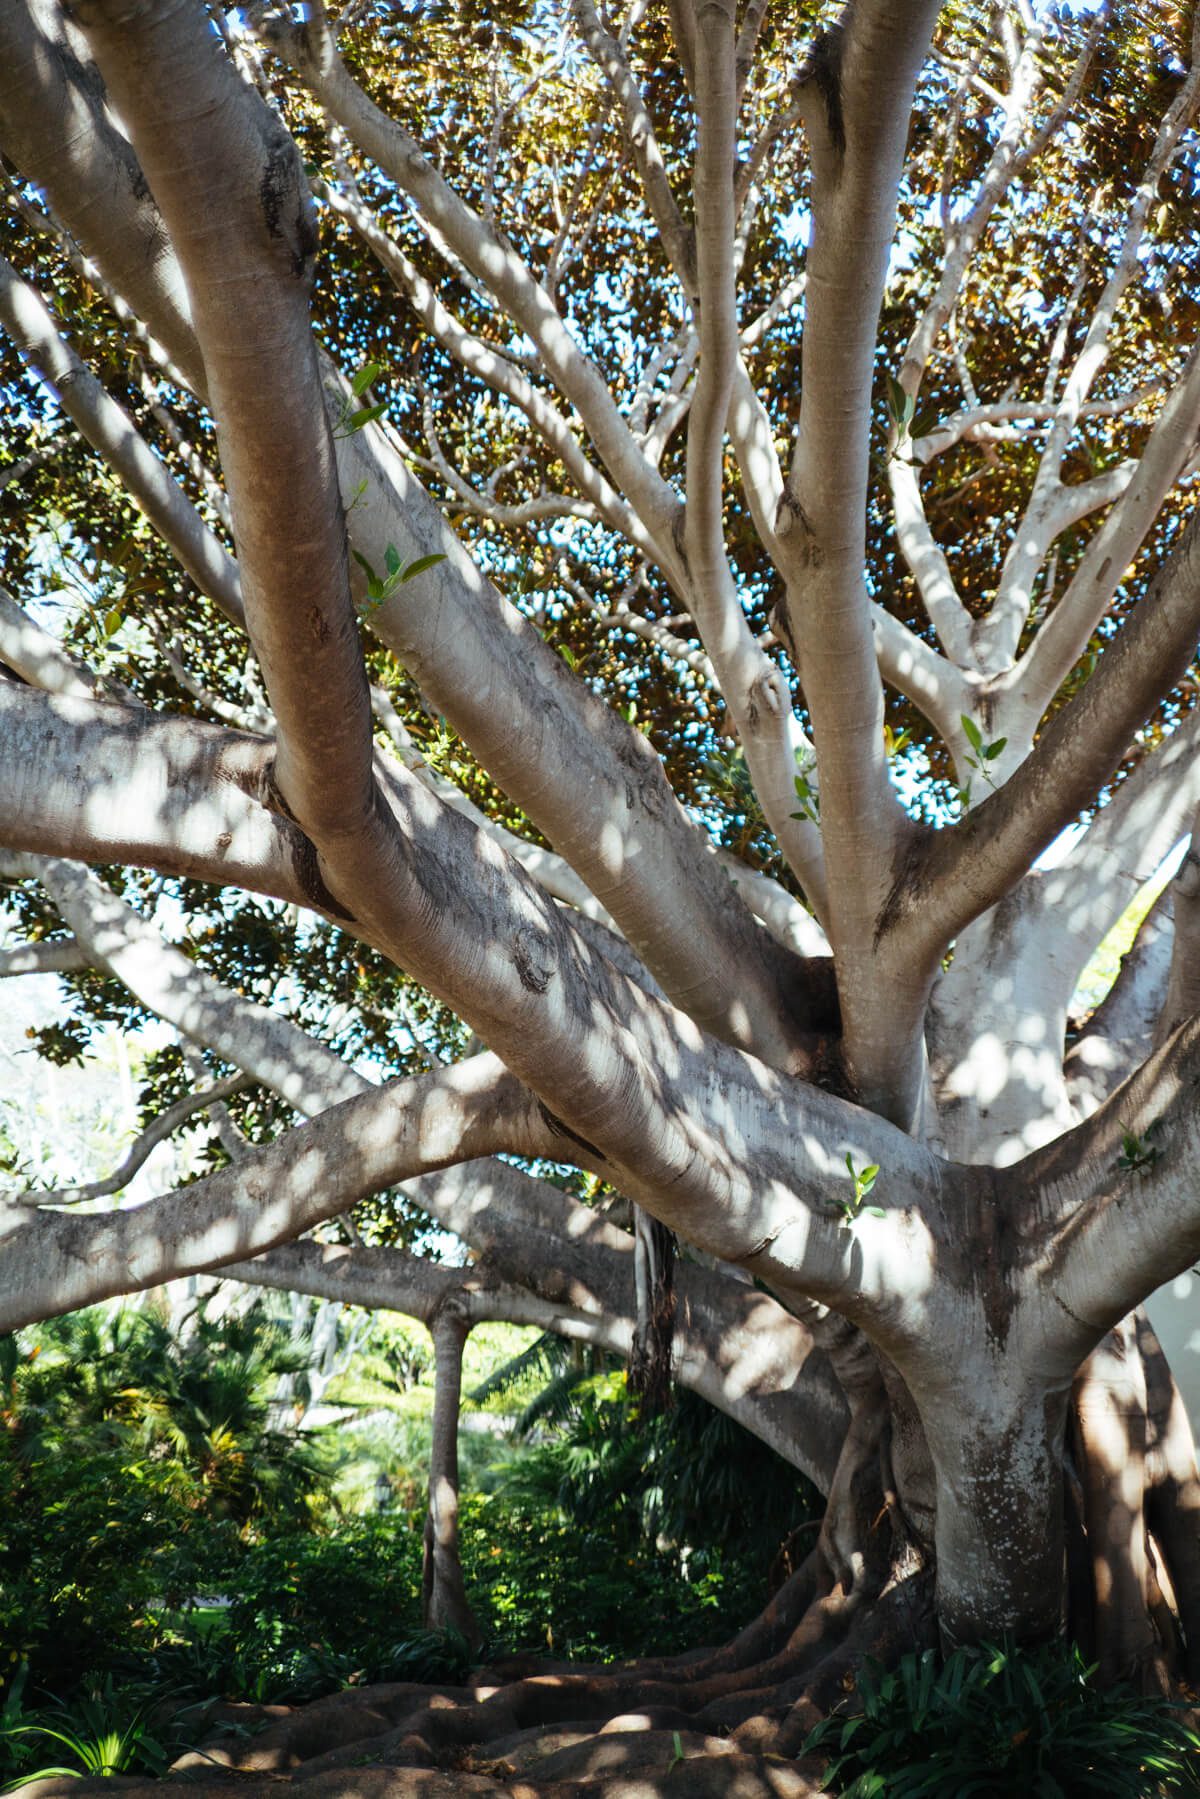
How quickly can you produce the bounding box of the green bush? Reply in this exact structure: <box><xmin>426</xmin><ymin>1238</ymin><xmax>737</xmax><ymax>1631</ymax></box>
<box><xmin>215</xmin><ymin>1518</ymin><xmax>427</xmax><ymax>1698</ymax></box>
<box><xmin>1</xmin><ymin>1309</ymin><xmax>817</xmax><ymax>1713</ymax></box>
<box><xmin>803</xmin><ymin>1640</ymin><xmax>1200</xmax><ymax>1798</ymax></box>
<box><xmin>457</xmin><ymin>1489</ymin><xmax>760</xmax><ymax>1662</ymax></box>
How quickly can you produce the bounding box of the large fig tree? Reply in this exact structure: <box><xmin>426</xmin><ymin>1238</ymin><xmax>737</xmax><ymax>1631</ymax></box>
<box><xmin>2</xmin><ymin>0</ymin><xmax>1200</xmax><ymax>1770</ymax></box>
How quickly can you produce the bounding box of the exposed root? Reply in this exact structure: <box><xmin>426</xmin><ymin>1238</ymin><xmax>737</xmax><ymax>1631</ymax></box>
<box><xmin>44</xmin><ymin>1561</ymin><xmax>939</xmax><ymax>1799</ymax></box>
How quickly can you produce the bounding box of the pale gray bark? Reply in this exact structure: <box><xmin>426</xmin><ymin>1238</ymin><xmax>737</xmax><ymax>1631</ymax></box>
<box><xmin>422</xmin><ymin>1302</ymin><xmax>479</xmax><ymax>1646</ymax></box>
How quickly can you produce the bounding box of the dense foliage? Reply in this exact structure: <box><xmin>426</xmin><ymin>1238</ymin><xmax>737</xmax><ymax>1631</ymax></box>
<box><xmin>0</xmin><ymin>1300</ymin><xmax>820</xmax><ymax>1779</ymax></box>
<box><xmin>804</xmin><ymin>1642</ymin><xmax>1200</xmax><ymax>1798</ymax></box>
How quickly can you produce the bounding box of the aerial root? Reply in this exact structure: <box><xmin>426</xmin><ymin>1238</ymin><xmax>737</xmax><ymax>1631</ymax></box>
<box><xmin>1071</xmin><ymin>1314</ymin><xmax>1200</xmax><ymax>1691</ymax></box>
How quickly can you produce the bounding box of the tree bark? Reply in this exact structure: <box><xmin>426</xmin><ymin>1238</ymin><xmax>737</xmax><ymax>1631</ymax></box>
<box><xmin>421</xmin><ymin>1302</ymin><xmax>480</xmax><ymax>1651</ymax></box>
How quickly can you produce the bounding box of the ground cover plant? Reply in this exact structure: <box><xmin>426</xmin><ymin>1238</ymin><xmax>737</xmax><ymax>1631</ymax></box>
<box><xmin>803</xmin><ymin>1641</ymin><xmax>1200</xmax><ymax>1797</ymax></box>
<box><xmin>1</xmin><ymin>0</ymin><xmax>1200</xmax><ymax>1788</ymax></box>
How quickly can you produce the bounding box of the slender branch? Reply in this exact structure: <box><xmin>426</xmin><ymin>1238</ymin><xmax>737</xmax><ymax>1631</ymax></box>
<box><xmin>912</xmin><ymin>386</ymin><xmax>1163</xmax><ymax>466</ymax></box>
<box><xmin>253</xmin><ymin>5</ymin><xmax>683</xmax><ymax>552</ymax></box>
<box><xmin>901</xmin><ymin>15</ymin><xmax>1053</xmax><ymax>392</ymax></box>
<box><xmin>0</xmin><ymin>252</ymin><xmax>243</xmax><ymax>625</ymax></box>
<box><xmin>322</xmin><ymin>174</ymin><xmax>672</xmax><ymax>575</ymax></box>
<box><xmin>0</xmin><ymin>937</ymin><xmax>87</xmax><ymax>977</ymax></box>
<box><xmin>569</xmin><ymin>0</ymin><xmax>696</xmax><ymax>290</ymax></box>
<box><xmin>871</xmin><ymin>603</ymin><xmax>972</xmax><ymax>748</ymax></box>
<box><xmin>14</xmin><ymin>1073</ymin><xmax>251</xmax><ymax>1207</ymax></box>
<box><xmin>1010</xmin><ymin>345</ymin><xmax>1200</xmax><ymax>717</ymax></box>
<box><xmin>887</xmin><ymin>453</ymin><xmax>976</xmax><ymax>665</ymax></box>
<box><xmin>0</xmin><ymin>1055</ymin><xmax>551</xmax><ymax>1333</ymax></box>
<box><xmin>895</xmin><ymin>507</ymin><xmax>1200</xmax><ymax>965</ymax></box>
<box><xmin>976</xmin><ymin>44</ymin><xmax>1200</xmax><ymax>670</ymax></box>
<box><xmin>37</xmin><ymin>857</ymin><xmax>366</xmax><ymax>1113</ymax></box>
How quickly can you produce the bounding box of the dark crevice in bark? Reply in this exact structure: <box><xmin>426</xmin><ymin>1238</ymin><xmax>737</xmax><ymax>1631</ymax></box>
<box><xmin>627</xmin><ymin>1208</ymin><xmax>676</xmax><ymax>1413</ymax></box>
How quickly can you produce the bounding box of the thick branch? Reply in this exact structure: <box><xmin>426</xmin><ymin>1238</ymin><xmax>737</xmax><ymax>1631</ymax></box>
<box><xmin>80</xmin><ymin>0</ymin><xmax>375</xmax><ymax>848</ymax></box>
<box><xmin>0</xmin><ymin>1055</ymin><xmax>548</xmax><ymax>1333</ymax></box>
<box><xmin>896</xmin><ymin>507</ymin><xmax>1200</xmax><ymax>963</ymax></box>
<box><xmin>774</xmin><ymin>3</ymin><xmax>940</xmax><ymax>1118</ymax></box>
<box><xmin>1031</xmin><ymin>1018</ymin><xmax>1200</xmax><ymax>1371</ymax></box>
<box><xmin>0</xmin><ymin>0</ymin><xmax>202</xmax><ymax>392</ymax></box>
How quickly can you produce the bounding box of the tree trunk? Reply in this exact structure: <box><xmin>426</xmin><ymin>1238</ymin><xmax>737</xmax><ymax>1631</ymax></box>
<box><xmin>421</xmin><ymin>1302</ymin><xmax>479</xmax><ymax>1650</ymax></box>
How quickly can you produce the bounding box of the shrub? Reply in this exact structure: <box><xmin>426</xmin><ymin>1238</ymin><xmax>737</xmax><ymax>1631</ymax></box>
<box><xmin>803</xmin><ymin>1639</ymin><xmax>1200</xmax><ymax>1798</ymax></box>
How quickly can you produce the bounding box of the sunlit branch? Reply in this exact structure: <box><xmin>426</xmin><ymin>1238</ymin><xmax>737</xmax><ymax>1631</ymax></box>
<box><xmin>12</xmin><ymin>1072</ymin><xmax>251</xmax><ymax>1208</ymax></box>
<box><xmin>977</xmin><ymin>46</ymin><xmax>1200</xmax><ymax>669</ymax></box>
<box><xmin>0</xmin><ymin>937</ymin><xmax>88</xmax><ymax>978</ymax></box>
<box><xmin>253</xmin><ymin>4</ymin><xmax>684</xmax><ymax>555</ymax></box>
<box><xmin>569</xmin><ymin>0</ymin><xmax>695</xmax><ymax>291</ymax></box>
<box><xmin>0</xmin><ymin>1054</ymin><xmax>552</xmax><ymax>1334</ymax></box>
<box><xmin>0</xmin><ymin>252</ymin><xmax>244</xmax><ymax>626</ymax></box>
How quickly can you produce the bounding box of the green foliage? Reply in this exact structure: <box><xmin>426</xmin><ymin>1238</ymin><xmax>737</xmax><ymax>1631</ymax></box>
<box><xmin>803</xmin><ymin>1641</ymin><xmax>1200</xmax><ymax>1797</ymax></box>
<box><xmin>0</xmin><ymin>1302</ymin><xmax>326</xmax><ymax>1693</ymax></box>
<box><xmin>351</xmin><ymin>545</ymin><xmax>447</xmax><ymax>617</ymax></box>
<box><xmin>0</xmin><ymin>1678</ymin><xmax>176</xmax><ymax>1789</ymax></box>
<box><xmin>213</xmin><ymin>1519</ymin><xmax>426</xmax><ymax>1699</ymax></box>
<box><xmin>459</xmin><ymin>1489</ymin><xmax>743</xmax><ymax>1662</ymax></box>
<box><xmin>1117</xmin><ymin>1127</ymin><xmax>1162</xmax><ymax>1175</ymax></box>
<box><xmin>461</xmin><ymin>1367</ymin><xmax>822</xmax><ymax>1658</ymax></box>
<box><xmin>791</xmin><ymin>749</ymin><xmax>821</xmax><ymax>825</ymax></box>
<box><xmin>828</xmin><ymin>1154</ymin><xmax>885</xmax><ymax>1227</ymax></box>
<box><xmin>957</xmin><ymin>713</ymin><xmax>1008</xmax><ymax>810</ymax></box>
<box><xmin>1</xmin><ymin>1305</ymin><xmax>805</xmax><ymax>1713</ymax></box>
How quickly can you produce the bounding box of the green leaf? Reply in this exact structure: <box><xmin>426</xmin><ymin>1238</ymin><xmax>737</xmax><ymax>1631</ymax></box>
<box><xmin>983</xmin><ymin>737</ymin><xmax>1008</xmax><ymax>761</ymax></box>
<box><xmin>397</xmin><ymin>553</ymin><xmax>447</xmax><ymax>583</ymax></box>
<box><xmin>351</xmin><ymin>548</ymin><xmax>378</xmax><ymax>582</ymax></box>
<box><xmin>960</xmin><ymin>713</ymin><xmax>984</xmax><ymax>754</ymax></box>
<box><xmin>885</xmin><ymin>372</ymin><xmax>914</xmax><ymax>430</ymax></box>
<box><xmin>384</xmin><ymin>543</ymin><xmax>403</xmax><ymax>578</ymax></box>
<box><xmin>102</xmin><ymin>606</ymin><xmax>123</xmax><ymax>639</ymax></box>
<box><xmin>351</xmin><ymin>361</ymin><xmax>383</xmax><ymax>397</ymax></box>
<box><xmin>345</xmin><ymin>403</ymin><xmax>386</xmax><ymax>434</ymax></box>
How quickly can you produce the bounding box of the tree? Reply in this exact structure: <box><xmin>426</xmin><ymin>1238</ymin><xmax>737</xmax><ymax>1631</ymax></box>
<box><xmin>1</xmin><ymin>0</ymin><xmax>1200</xmax><ymax>1778</ymax></box>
